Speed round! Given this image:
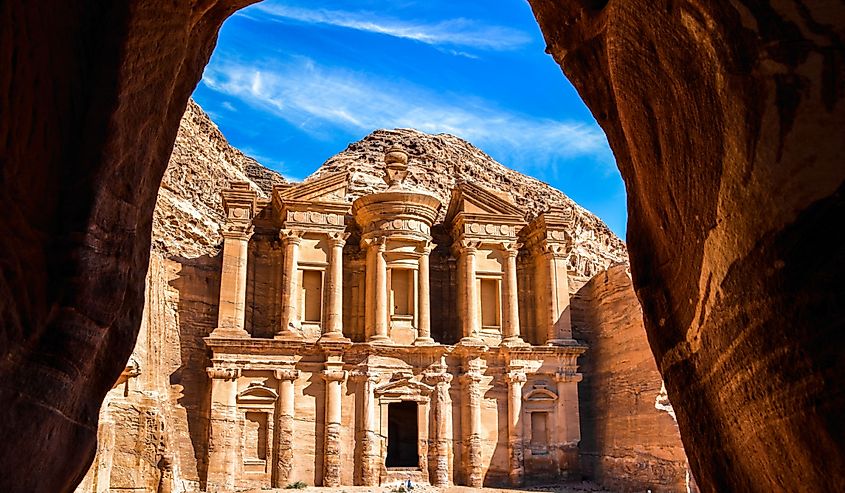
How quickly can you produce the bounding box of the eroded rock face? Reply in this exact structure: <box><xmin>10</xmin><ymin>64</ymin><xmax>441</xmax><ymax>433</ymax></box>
<box><xmin>75</xmin><ymin>100</ymin><xmax>283</xmax><ymax>493</ymax></box>
<box><xmin>311</xmin><ymin>128</ymin><xmax>627</xmax><ymax>288</ymax></box>
<box><xmin>528</xmin><ymin>1</ymin><xmax>845</xmax><ymax>492</ymax></box>
<box><xmin>572</xmin><ymin>265</ymin><xmax>692</xmax><ymax>493</ymax></box>
<box><xmin>0</xmin><ymin>2</ymin><xmax>257</xmax><ymax>492</ymax></box>
<box><xmin>1</xmin><ymin>1</ymin><xmax>842</xmax><ymax>492</ymax></box>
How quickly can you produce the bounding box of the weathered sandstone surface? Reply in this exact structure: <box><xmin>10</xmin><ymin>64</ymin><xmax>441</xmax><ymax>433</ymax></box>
<box><xmin>572</xmin><ymin>265</ymin><xmax>693</xmax><ymax>493</ymax></box>
<box><xmin>2</xmin><ymin>2</ymin><xmax>842</xmax><ymax>492</ymax></box>
<box><xmin>528</xmin><ymin>1</ymin><xmax>845</xmax><ymax>492</ymax></box>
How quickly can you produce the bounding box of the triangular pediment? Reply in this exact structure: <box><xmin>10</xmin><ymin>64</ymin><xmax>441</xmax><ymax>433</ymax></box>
<box><xmin>277</xmin><ymin>172</ymin><xmax>349</xmax><ymax>203</ymax></box>
<box><xmin>445</xmin><ymin>181</ymin><xmax>523</xmax><ymax>223</ymax></box>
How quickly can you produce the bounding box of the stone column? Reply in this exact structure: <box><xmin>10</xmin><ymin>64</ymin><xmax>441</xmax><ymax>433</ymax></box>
<box><xmin>273</xmin><ymin>368</ymin><xmax>299</xmax><ymax>487</ymax></box>
<box><xmin>352</xmin><ymin>370</ymin><xmax>380</xmax><ymax>486</ymax></box>
<box><xmin>211</xmin><ymin>227</ymin><xmax>253</xmax><ymax>338</ymax></box>
<box><xmin>554</xmin><ymin>368</ymin><xmax>583</xmax><ymax>476</ymax></box>
<box><xmin>544</xmin><ymin>243</ymin><xmax>574</xmax><ymax>345</ymax></box>
<box><xmin>415</xmin><ymin>243</ymin><xmax>435</xmax><ymax>345</ymax></box>
<box><xmin>322</xmin><ymin>233</ymin><xmax>347</xmax><ymax>339</ymax></box>
<box><xmin>370</xmin><ymin>239</ymin><xmax>390</xmax><ymax>342</ymax></box>
<box><xmin>505</xmin><ymin>369</ymin><xmax>527</xmax><ymax>486</ymax></box>
<box><xmin>461</xmin><ymin>360</ymin><xmax>484</xmax><ymax>487</ymax></box>
<box><xmin>206</xmin><ymin>367</ymin><xmax>240</xmax><ymax>491</ymax></box>
<box><xmin>502</xmin><ymin>244</ymin><xmax>525</xmax><ymax>345</ymax></box>
<box><xmin>322</xmin><ymin>365</ymin><xmax>348</xmax><ymax>486</ymax></box>
<box><xmin>459</xmin><ymin>241</ymin><xmax>481</xmax><ymax>343</ymax></box>
<box><xmin>425</xmin><ymin>371</ymin><xmax>454</xmax><ymax>487</ymax></box>
<box><xmin>364</xmin><ymin>240</ymin><xmax>375</xmax><ymax>337</ymax></box>
<box><xmin>277</xmin><ymin>229</ymin><xmax>303</xmax><ymax>338</ymax></box>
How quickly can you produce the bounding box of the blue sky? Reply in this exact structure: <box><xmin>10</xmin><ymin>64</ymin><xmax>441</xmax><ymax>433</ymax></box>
<box><xmin>193</xmin><ymin>0</ymin><xmax>627</xmax><ymax>237</ymax></box>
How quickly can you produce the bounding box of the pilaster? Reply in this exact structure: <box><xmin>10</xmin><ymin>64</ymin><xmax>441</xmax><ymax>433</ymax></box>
<box><xmin>206</xmin><ymin>367</ymin><xmax>241</xmax><ymax>491</ymax></box>
<box><xmin>505</xmin><ymin>367</ymin><xmax>527</xmax><ymax>486</ymax></box>
<box><xmin>351</xmin><ymin>370</ymin><xmax>381</xmax><ymax>486</ymax></box>
<box><xmin>273</xmin><ymin>368</ymin><xmax>299</xmax><ymax>487</ymax></box>
<box><xmin>321</xmin><ymin>358</ymin><xmax>348</xmax><ymax>486</ymax></box>
<box><xmin>424</xmin><ymin>368</ymin><xmax>454</xmax><ymax>487</ymax></box>
<box><xmin>460</xmin><ymin>357</ymin><xmax>485</xmax><ymax>487</ymax></box>
<box><xmin>554</xmin><ymin>367</ymin><xmax>583</xmax><ymax>477</ymax></box>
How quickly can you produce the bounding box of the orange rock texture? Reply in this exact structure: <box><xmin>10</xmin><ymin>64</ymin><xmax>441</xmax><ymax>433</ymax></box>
<box><xmin>528</xmin><ymin>1</ymin><xmax>845</xmax><ymax>492</ymax></box>
<box><xmin>572</xmin><ymin>265</ymin><xmax>693</xmax><ymax>493</ymax></box>
<box><xmin>0</xmin><ymin>1</ymin><xmax>842</xmax><ymax>492</ymax></box>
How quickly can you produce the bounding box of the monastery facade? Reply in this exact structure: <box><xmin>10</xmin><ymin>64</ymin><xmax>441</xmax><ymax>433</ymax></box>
<box><xmin>205</xmin><ymin>147</ymin><xmax>586</xmax><ymax>490</ymax></box>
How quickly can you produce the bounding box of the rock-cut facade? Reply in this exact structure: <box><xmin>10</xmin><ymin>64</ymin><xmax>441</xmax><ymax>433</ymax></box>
<box><xmin>205</xmin><ymin>147</ymin><xmax>586</xmax><ymax>490</ymax></box>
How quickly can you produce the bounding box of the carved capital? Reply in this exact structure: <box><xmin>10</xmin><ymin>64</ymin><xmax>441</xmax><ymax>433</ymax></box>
<box><xmin>327</xmin><ymin>231</ymin><xmax>350</xmax><ymax>249</ymax></box>
<box><xmin>502</xmin><ymin>241</ymin><xmax>522</xmax><ymax>258</ymax></box>
<box><xmin>274</xmin><ymin>368</ymin><xmax>300</xmax><ymax>382</ymax></box>
<box><xmin>220</xmin><ymin>223</ymin><xmax>254</xmax><ymax>241</ymax></box>
<box><xmin>453</xmin><ymin>239</ymin><xmax>481</xmax><ymax>257</ymax></box>
<box><xmin>424</xmin><ymin>372</ymin><xmax>454</xmax><ymax>386</ymax></box>
<box><xmin>505</xmin><ymin>371</ymin><xmax>527</xmax><ymax>384</ymax></box>
<box><xmin>322</xmin><ymin>369</ymin><xmax>348</xmax><ymax>383</ymax></box>
<box><xmin>279</xmin><ymin>228</ymin><xmax>303</xmax><ymax>245</ymax></box>
<box><xmin>418</xmin><ymin>241</ymin><xmax>434</xmax><ymax>255</ymax></box>
<box><xmin>206</xmin><ymin>367</ymin><xmax>240</xmax><ymax>380</ymax></box>
<box><xmin>541</xmin><ymin>240</ymin><xmax>569</xmax><ymax>258</ymax></box>
<box><xmin>350</xmin><ymin>370</ymin><xmax>380</xmax><ymax>385</ymax></box>
<box><xmin>460</xmin><ymin>371</ymin><xmax>483</xmax><ymax>385</ymax></box>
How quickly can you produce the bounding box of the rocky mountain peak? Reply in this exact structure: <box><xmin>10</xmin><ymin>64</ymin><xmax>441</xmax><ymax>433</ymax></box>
<box><xmin>308</xmin><ymin>128</ymin><xmax>627</xmax><ymax>286</ymax></box>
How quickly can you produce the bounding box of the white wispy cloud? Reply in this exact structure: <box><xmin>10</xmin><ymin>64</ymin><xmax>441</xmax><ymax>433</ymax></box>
<box><xmin>201</xmin><ymin>57</ymin><xmax>612</xmax><ymax>173</ymax></box>
<box><xmin>248</xmin><ymin>3</ymin><xmax>531</xmax><ymax>51</ymax></box>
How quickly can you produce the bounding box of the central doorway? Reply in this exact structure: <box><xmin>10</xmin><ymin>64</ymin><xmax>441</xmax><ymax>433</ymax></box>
<box><xmin>386</xmin><ymin>401</ymin><xmax>419</xmax><ymax>468</ymax></box>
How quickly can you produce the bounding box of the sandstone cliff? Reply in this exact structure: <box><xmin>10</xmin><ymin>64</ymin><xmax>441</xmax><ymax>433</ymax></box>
<box><xmin>78</xmin><ymin>101</ymin><xmax>638</xmax><ymax>492</ymax></box>
<box><xmin>571</xmin><ymin>265</ymin><xmax>694</xmax><ymax>493</ymax></box>
<box><xmin>310</xmin><ymin>128</ymin><xmax>627</xmax><ymax>288</ymax></box>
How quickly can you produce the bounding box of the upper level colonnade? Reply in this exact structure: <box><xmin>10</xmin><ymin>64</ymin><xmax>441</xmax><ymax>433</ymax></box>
<box><xmin>209</xmin><ymin>146</ymin><xmax>578</xmax><ymax>348</ymax></box>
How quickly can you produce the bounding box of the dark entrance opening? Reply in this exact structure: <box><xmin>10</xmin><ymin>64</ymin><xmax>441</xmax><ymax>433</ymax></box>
<box><xmin>386</xmin><ymin>401</ymin><xmax>419</xmax><ymax>468</ymax></box>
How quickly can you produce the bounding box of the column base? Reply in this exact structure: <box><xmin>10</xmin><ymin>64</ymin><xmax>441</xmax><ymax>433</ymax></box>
<box><xmin>413</xmin><ymin>336</ymin><xmax>436</xmax><ymax>346</ymax></box>
<box><xmin>319</xmin><ymin>332</ymin><xmax>350</xmax><ymax>343</ymax></box>
<box><xmin>547</xmin><ymin>338</ymin><xmax>579</xmax><ymax>346</ymax></box>
<box><xmin>457</xmin><ymin>335</ymin><xmax>485</xmax><ymax>347</ymax></box>
<box><xmin>366</xmin><ymin>334</ymin><xmax>393</xmax><ymax>344</ymax></box>
<box><xmin>209</xmin><ymin>327</ymin><xmax>250</xmax><ymax>338</ymax></box>
<box><xmin>501</xmin><ymin>336</ymin><xmax>530</xmax><ymax>347</ymax></box>
<box><xmin>274</xmin><ymin>332</ymin><xmax>303</xmax><ymax>340</ymax></box>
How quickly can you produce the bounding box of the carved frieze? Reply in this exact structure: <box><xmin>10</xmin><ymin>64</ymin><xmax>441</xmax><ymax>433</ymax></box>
<box><xmin>285</xmin><ymin>210</ymin><xmax>344</xmax><ymax>227</ymax></box>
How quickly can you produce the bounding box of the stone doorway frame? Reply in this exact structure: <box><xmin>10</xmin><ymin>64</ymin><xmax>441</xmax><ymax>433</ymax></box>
<box><xmin>374</xmin><ymin>376</ymin><xmax>434</xmax><ymax>484</ymax></box>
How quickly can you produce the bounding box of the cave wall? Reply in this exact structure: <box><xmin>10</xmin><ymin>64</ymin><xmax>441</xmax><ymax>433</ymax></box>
<box><xmin>572</xmin><ymin>265</ymin><xmax>692</xmax><ymax>493</ymax></box>
<box><xmin>0</xmin><ymin>2</ymin><xmax>256</xmax><ymax>491</ymax></box>
<box><xmin>1</xmin><ymin>1</ymin><xmax>843</xmax><ymax>492</ymax></box>
<box><xmin>528</xmin><ymin>1</ymin><xmax>845</xmax><ymax>492</ymax></box>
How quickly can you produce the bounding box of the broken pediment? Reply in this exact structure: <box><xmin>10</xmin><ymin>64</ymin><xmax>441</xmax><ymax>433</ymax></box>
<box><xmin>445</xmin><ymin>181</ymin><xmax>524</xmax><ymax>223</ymax></box>
<box><xmin>276</xmin><ymin>171</ymin><xmax>349</xmax><ymax>204</ymax></box>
